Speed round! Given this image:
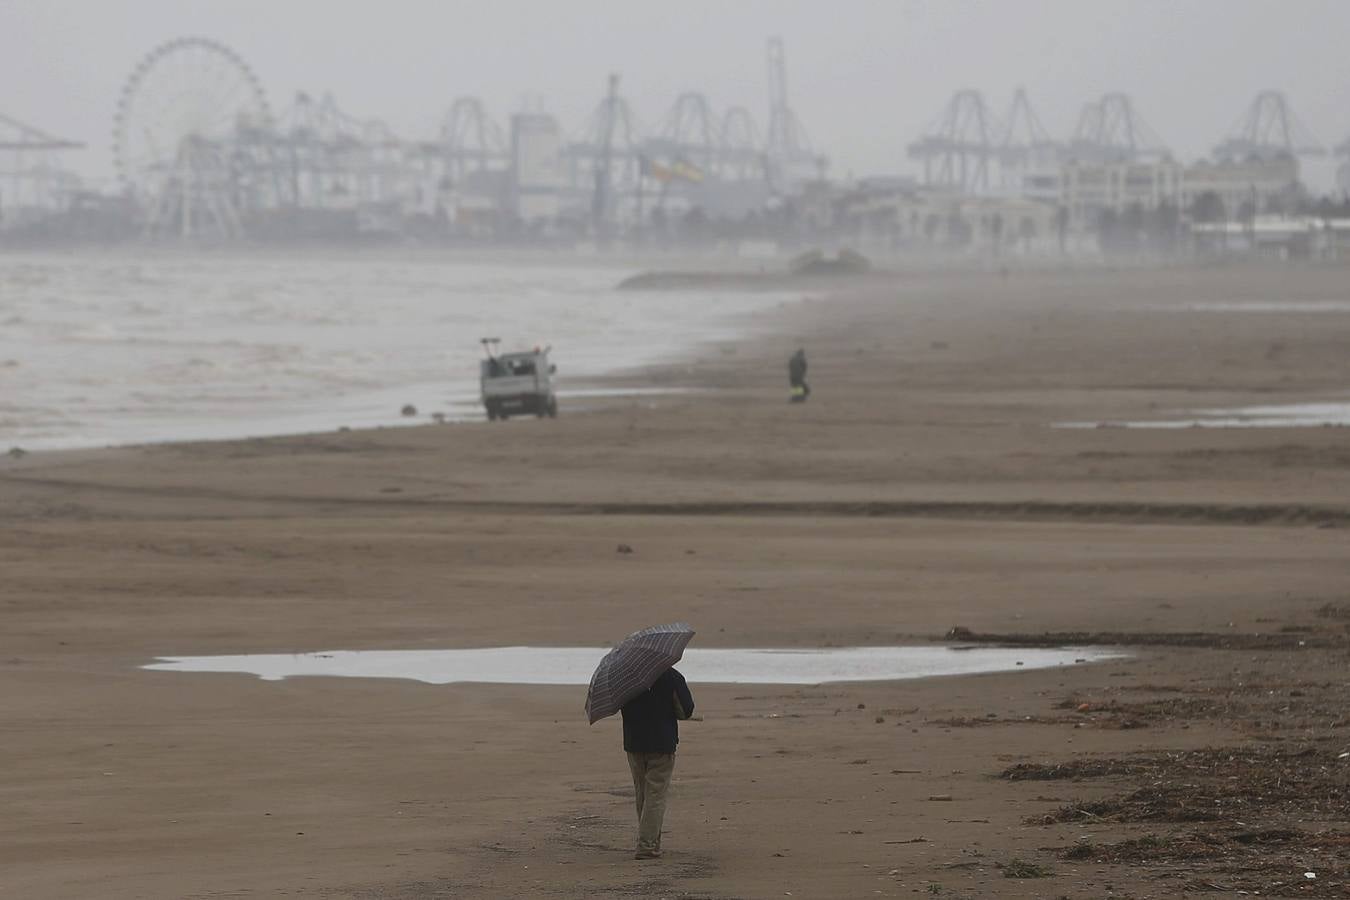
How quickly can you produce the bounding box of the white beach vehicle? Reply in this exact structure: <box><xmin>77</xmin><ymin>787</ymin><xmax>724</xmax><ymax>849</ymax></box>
<box><xmin>479</xmin><ymin>338</ymin><xmax>558</xmax><ymax>421</ymax></box>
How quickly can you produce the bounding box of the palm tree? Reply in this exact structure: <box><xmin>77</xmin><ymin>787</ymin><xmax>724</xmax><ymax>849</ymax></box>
<box><xmin>1190</xmin><ymin>191</ymin><xmax>1226</xmax><ymax>224</ymax></box>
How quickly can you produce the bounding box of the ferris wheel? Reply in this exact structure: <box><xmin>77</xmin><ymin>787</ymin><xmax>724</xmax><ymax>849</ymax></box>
<box><xmin>113</xmin><ymin>37</ymin><xmax>270</xmax><ymax>235</ymax></box>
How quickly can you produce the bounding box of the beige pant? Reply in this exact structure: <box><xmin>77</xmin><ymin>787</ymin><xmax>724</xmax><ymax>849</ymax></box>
<box><xmin>626</xmin><ymin>751</ymin><xmax>675</xmax><ymax>853</ymax></box>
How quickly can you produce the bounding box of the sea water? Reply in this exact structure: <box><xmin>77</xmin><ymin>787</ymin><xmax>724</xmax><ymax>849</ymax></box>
<box><xmin>0</xmin><ymin>252</ymin><xmax>798</xmax><ymax>450</ymax></box>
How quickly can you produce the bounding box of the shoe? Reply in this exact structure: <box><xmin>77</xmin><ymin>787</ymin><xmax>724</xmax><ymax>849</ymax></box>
<box><xmin>634</xmin><ymin>848</ymin><xmax>662</xmax><ymax>860</ymax></box>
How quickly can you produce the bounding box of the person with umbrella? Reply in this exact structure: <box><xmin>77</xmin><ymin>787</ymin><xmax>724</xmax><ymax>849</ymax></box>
<box><xmin>586</xmin><ymin>623</ymin><xmax>696</xmax><ymax>860</ymax></box>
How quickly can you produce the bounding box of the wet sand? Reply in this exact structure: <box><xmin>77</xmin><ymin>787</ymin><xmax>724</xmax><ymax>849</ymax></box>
<box><xmin>2</xmin><ymin>263</ymin><xmax>1349</xmax><ymax>898</ymax></box>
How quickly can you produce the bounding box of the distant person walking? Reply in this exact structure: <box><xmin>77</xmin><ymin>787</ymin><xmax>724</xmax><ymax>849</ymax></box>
<box><xmin>788</xmin><ymin>347</ymin><xmax>810</xmax><ymax>402</ymax></box>
<box><xmin>620</xmin><ymin>667</ymin><xmax>695</xmax><ymax>859</ymax></box>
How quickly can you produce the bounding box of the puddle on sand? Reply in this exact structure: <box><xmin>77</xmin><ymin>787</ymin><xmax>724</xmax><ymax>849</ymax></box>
<box><xmin>1175</xmin><ymin>301</ymin><xmax>1350</xmax><ymax>314</ymax></box>
<box><xmin>142</xmin><ymin>645</ymin><xmax>1125</xmax><ymax>686</ymax></box>
<box><xmin>1058</xmin><ymin>400</ymin><xmax>1350</xmax><ymax>430</ymax></box>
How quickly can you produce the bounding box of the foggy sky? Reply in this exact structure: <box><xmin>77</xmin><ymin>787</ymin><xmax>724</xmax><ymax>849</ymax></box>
<box><xmin>4</xmin><ymin>0</ymin><xmax>1349</xmax><ymax>189</ymax></box>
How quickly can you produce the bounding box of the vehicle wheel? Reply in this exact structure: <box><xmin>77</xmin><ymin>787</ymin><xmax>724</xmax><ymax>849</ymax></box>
<box><xmin>486</xmin><ymin>405</ymin><xmax>497</xmax><ymax>421</ymax></box>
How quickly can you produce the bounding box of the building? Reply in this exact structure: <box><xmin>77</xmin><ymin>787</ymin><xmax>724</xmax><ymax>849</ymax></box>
<box><xmin>1059</xmin><ymin>159</ymin><xmax>1183</xmax><ymax>230</ymax></box>
<box><xmin>1180</xmin><ymin>156</ymin><xmax>1300</xmax><ymax>220</ymax></box>
<box><xmin>1190</xmin><ymin>216</ymin><xmax>1350</xmax><ymax>259</ymax></box>
<box><xmin>835</xmin><ymin>181</ymin><xmax>1058</xmax><ymax>253</ymax></box>
<box><xmin>1058</xmin><ymin>156</ymin><xmax>1301</xmax><ymax>230</ymax></box>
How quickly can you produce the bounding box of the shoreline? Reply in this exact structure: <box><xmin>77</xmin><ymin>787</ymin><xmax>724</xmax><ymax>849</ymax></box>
<box><xmin>3</xmin><ymin>383</ymin><xmax>718</xmax><ymax>455</ymax></box>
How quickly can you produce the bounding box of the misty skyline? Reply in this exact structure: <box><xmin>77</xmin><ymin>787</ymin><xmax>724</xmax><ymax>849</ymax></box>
<box><xmin>4</xmin><ymin>0</ymin><xmax>1349</xmax><ymax>190</ymax></box>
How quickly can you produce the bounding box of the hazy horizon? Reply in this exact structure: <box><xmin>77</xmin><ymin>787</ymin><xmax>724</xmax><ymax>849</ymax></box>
<box><xmin>4</xmin><ymin>0</ymin><xmax>1349</xmax><ymax>191</ymax></box>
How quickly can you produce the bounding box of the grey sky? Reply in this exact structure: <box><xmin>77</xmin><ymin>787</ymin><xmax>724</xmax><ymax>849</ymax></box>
<box><xmin>4</xmin><ymin>0</ymin><xmax>1348</xmax><ymax>189</ymax></box>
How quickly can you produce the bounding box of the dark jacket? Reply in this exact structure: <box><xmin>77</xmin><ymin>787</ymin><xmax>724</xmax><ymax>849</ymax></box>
<box><xmin>788</xmin><ymin>350</ymin><xmax>808</xmax><ymax>385</ymax></box>
<box><xmin>621</xmin><ymin>668</ymin><xmax>694</xmax><ymax>754</ymax></box>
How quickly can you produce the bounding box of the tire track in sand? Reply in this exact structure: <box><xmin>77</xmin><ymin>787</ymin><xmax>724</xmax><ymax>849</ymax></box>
<box><xmin>2</xmin><ymin>473</ymin><xmax>1349</xmax><ymax>528</ymax></box>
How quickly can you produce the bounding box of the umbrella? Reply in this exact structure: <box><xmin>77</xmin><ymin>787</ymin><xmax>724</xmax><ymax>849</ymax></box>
<box><xmin>585</xmin><ymin>622</ymin><xmax>695</xmax><ymax>724</ymax></box>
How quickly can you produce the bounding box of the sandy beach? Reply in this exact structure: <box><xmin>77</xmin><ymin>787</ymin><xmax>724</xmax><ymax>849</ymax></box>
<box><xmin>2</xmin><ymin>262</ymin><xmax>1349</xmax><ymax>899</ymax></box>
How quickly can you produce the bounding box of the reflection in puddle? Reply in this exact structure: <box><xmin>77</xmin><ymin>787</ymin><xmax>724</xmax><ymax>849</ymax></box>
<box><xmin>1058</xmin><ymin>401</ymin><xmax>1350</xmax><ymax>430</ymax></box>
<box><xmin>142</xmin><ymin>645</ymin><xmax>1123</xmax><ymax>685</ymax></box>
